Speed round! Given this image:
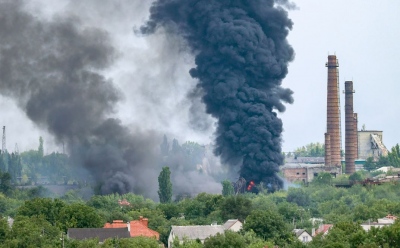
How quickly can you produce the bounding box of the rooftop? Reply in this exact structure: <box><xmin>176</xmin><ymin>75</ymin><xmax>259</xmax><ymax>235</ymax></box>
<box><xmin>68</xmin><ymin>228</ymin><xmax>130</xmax><ymax>242</ymax></box>
<box><xmin>171</xmin><ymin>225</ymin><xmax>225</xmax><ymax>240</ymax></box>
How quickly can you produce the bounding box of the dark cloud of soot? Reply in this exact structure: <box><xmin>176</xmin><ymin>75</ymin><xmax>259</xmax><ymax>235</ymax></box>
<box><xmin>0</xmin><ymin>0</ymin><xmax>160</xmax><ymax>195</ymax></box>
<box><xmin>141</xmin><ymin>0</ymin><xmax>295</xmax><ymax>189</ymax></box>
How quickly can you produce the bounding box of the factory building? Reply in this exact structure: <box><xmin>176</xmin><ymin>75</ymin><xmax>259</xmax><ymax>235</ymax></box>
<box><xmin>282</xmin><ymin>55</ymin><xmax>389</xmax><ymax>183</ymax></box>
<box><xmin>358</xmin><ymin>130</ymin><xmax>388</xmax><ymax>160</ymax></box>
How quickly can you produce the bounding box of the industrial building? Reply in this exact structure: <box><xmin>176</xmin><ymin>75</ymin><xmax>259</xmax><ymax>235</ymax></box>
<box><xmin>282</xmin><ymin>55</ymin><xmax>388</xmax><ymax>182</ymax></box>
<box><xmin>358</xmin><ymin>130</ymin><xmax>388</xmax><ymax>160</ymax></box>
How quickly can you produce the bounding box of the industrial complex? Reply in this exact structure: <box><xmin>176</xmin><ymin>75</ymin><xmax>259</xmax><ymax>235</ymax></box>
<box><xmin>282</xmin><ymin>55</ymin><xmax>388</xmax><ymax>183</ymax></box>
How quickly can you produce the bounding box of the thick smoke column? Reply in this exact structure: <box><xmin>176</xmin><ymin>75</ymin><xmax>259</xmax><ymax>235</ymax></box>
<box><xmin>141</xmin><ymin>0</ymin><xmax>294</xmax><ymax>188</ymax></box>
<box><xmin>0</xmin><ymin>0</ymin><xmax>160</xmax><ymax>195</ymax></box>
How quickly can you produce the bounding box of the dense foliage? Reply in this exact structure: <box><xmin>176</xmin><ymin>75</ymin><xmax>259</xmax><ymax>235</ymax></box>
<box><xmin>0</xmin><ymin>141</ymin><xmax>400</xmax><ymax>246</ymax></box>
<box><xmin>0</xmin><ymin>169</ymin><xmax>398</xmax><ymax>247</ymax></box>
<box><xmin>290</xmin><ymin>143</ymin><xmax>325</xmax><ymax>157</ymax></box>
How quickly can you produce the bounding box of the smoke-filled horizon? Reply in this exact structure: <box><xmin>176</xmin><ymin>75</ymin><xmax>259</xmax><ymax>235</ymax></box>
<box><xmin>141</xmin><ymin>0</ymin><xmax>295</xmax><ymax>189</ymax></box>
<box><xmin>0</xmin><ymin>0</ymin><xmax>222</xmax><ymax>198</ymax></box>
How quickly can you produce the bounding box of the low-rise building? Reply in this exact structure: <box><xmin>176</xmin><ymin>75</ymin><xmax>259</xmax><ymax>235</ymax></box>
<box><xmin>293</xmin><ymin>229</ymin><xmax>312</xmax><ymax>242</ymax></box>
<box><xmin>361</xmin><ymin>215</ymin><xmax>397</xmax><ymax>231</ymax></box>
<box><xmin>104</xmin><ymin>216</ymin><xmax>159</xmax><ymax>240</ymax></box>
<box><xmin>67</xmin><ymin>228</ymin><xmax>130</xmax><ymax>243</ymax></box>
<box><xmin>222</xmin><ymin>219</ymin><xmax>242</xmax><ymax>232</ymax></box>
<box><xmin>168</xmin><ymin>225</ymin><xmax>225</xmax><ymax>248</ymax></box>
<box><xmin>281</xmin><ymin>163</ymin><xmax>341</xmax><ymax>183</ymax></box>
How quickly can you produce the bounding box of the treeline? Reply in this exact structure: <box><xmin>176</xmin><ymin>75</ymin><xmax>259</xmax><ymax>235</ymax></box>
<box><xmin>286</xmin><ymin>142</ymin><xmax>325</xmax><ymax>158</ymax></box>
<box><xmin>1</xmin><ymin>169</ymin><xmax>400</xmax><ymax>247</ymax></box>
<box><xmin>364</xmin><ymin>143</ymin><xmax>400</xmax><ymax>171</ymax></box>
<box><xmin>0</xmin><ymin>137</ymin><xmax>76</xmax><ymax>186</ymax></box>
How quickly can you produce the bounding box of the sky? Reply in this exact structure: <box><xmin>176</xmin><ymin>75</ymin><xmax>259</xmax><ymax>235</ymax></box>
<box><xmin>1</xmin><ymin>0</ymin><xmax>399</xmax><ymax>156</ymax></box>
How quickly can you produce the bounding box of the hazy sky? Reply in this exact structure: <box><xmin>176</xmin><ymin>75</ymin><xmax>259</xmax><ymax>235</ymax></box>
<box><xmin>281</xmin><ymin>0</ymin><xmax>400</xmax><ymax>153</ymax></box>
<box><xmin>1</xmin><ymin>0</ymin><xmax>399</xmax><ymax>156</ymax></box>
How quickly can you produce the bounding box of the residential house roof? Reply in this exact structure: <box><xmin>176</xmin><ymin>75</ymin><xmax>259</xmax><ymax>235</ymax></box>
<box><xmin>293</xmin><ymin>229</ymin><xmax>308</xmax><ymax>237</ymax></box>
<box><xmin>314</xmin><ymin>224</ymin><xmax>333</xmax><ymax>236</ymax></box>
<box><xmin>68</xmin><ymin>228</ymin><xmax>130</xmax><ymax>242</ymax></box>
<box><xmin>171</xmin><ymin>225</ymin><xmax>225</xmax><ymax>241</ymax></box>
<box><xmin>129</xmin><ymin>219</ymin><xmax>159</xmax><ymax>239</ymax></box>
<box><xmin>223</xmin><ymin>219</ymin><xmax>242</xmax><ymax>230</ymax></box>
<box><xmin>104</xmin><ymin>217</ymin><xmax>160</xmax><ymax>240</ymax></box>
<box><xmin>104</xmin><ymin>220</ymin><xmax>127</xmax><ymax>228</ymax></box>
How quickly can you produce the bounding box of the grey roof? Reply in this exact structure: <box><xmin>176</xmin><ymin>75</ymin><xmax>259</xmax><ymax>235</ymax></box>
<box><xmin>293</xmin><ymin>229</ymin><xmax>308</xmax><ymax>237</ymax></box>
<box><xmin>68</xmin><ymin>228</ymin><xmax>130</xmax><ymax>242</ymax></box>
<box><xmin>171</xmin><ymin>225</ymin><xmax>225</xmax><ymax>240</ymax></box>
<box><xmin>285</xmin><ymin>157</ymin><xmax>325</xmax><ymax>164</ymax></box>
<box><xmin>223</xmin><ymin>219</ymin><xmax>240</xmax><ymax>230</ymax></box>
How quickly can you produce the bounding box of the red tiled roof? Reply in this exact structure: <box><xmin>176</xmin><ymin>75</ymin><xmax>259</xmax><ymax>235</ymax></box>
<box><xmin>104</xmin><ymin>218</ymin><xmax>159</xmax><ymax>240</ymax></box>
<box><xmin>104</xmin><ymin>220</ymin><xmax>127</xmax><ymax>229</ymax></box>
<box><xmin>129</xmin><ymin>221</ymin><xmax>159</xmax><ymax>240</ymax></box>
<box><xmin>314</xmin><ymin>224</ymin><xmax>333</xmax><ymax>236</ymax></box>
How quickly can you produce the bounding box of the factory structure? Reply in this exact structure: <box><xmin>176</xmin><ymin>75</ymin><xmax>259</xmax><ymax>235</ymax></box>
<box><xmin>282</xmin><ymin>55</ymin><xmax>388</xmax><ymax>183</ymax></box>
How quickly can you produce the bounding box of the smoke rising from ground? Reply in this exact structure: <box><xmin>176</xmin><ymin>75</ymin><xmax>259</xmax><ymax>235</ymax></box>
<box><xmin>141</xmin><ymin>0</ymin><xmax>295</xmax><ymax>189</ymax></box>
<box><xmin>0</xmin><ymin>0</ymin><xmax>222</xmax><ymax>198</ymax></box>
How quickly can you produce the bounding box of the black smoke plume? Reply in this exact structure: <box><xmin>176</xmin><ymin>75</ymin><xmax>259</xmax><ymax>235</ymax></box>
<box><xmin>141</xmin><ymin>0</ymin><xmax>295</xmax><ymax>189</ymax></box>
<box><xmin>0</xmin><ymin>0</ymin><xmax>161</xmax><ymax>195</ymax></box>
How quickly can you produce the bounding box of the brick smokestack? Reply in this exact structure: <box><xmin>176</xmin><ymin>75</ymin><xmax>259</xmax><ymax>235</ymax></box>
<box><xmin>324</xmin><ymin>133</ymin><xmax>331</xmax><ymax>166</ymax></box>
<box><xmin>325</xmin><ymin>55</ymin><xmax>341</xmax><ymax>167</ymax></box>
<box><xmin>354</xmin><ymin>113</ymin><xmax>358</xmax><ymax>159</ymax></box>
<box><xmin>344</xmin><ymin>81</ymin><xmax>356</xmax><ymax>174</ymax></box>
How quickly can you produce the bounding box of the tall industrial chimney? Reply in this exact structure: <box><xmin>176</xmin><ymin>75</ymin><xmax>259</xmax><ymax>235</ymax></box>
<box><xmin>354</xmin><ymin>113</ymin><xmax>358</xmax><ymax>159</ymax></box>
<box><xmin>324</xmin><ymin>133</ymin><xmax>331</xmax><ymax>166</ymax></box>
<box><xmin>325</xmin><ymin>55</ymin><xmax>341</xmax><ymax>167</ymax></box>
<box><xmin>344</xmin><ymin>81</ymin><xmax>356</xmax><ymax>174</ymax></box>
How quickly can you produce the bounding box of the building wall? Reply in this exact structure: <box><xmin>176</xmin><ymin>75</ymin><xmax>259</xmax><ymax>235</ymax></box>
<box><xmin>228</xmin><ymin>222</ymin><xmax>243</xmax><ymax>232</ymax></box>
<box><xmin>298</xmin><ymin>232</ymin><xmax>312</xmax><ymax>243</ymax></box>
<box><xmin>282</xmin><ymin>165</ymin><xmax>341</xmax><ymax>183</ymax></box>
<box><xmin>282</xmin><ymin>167</ymin><xmax>308</xmax><ymax>183</ymax></box>
<box><xmin>358</xmin><ymin>131</ymin><xmax>383</xmax><ymax>160</ymax></box>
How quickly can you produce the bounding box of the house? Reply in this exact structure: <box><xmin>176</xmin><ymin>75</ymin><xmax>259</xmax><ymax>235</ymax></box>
<box><xmin>104</xmin><ymin>217</ymin><xmax>160</xmax><ymax>240</ymax></box>
<box><xmin>67</xmin><ymin>228</ymin><xmax>130</xmax><ymax>243</ymax></box>
<box><xmin>293</xmin><ymin>229</ymin><xmax>312</xmax><ymax>242</ymax></box>
<box><xmin>361</xmin><ymin>215</ymin><xmax>397</xmax><ymax>231</ymax></box>
<box><xmin>223</xmin><ymin>219</ymin><xmax>242</xmax><ymax>232</ymax></box>
<box><xmin>314</xmin><ymin>224</ymin><xmax>333</xmax><ymax>236</ymax></box>
<box><xmin>168</xmin><ymin>225</ymin><xmax>225</xmax><ymax>248</ymax></box>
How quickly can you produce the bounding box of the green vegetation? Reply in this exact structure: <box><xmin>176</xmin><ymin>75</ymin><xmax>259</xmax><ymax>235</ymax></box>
<box><xmin>291</xmin><ymin>142</ymin><xmax>325</xmax><ymax>157</ymax></box>
<box><xmin>0</xmin><ymin>141</ymin><xmax>400</xmax><ymax>246</ymax></box>
<box><xmin>0</xmin><ymin>171</ymin><xmax>399</xmax><ymax>247</ymax></box>
<box><xmin>158</xmin><ymin>167</ymin><xmax>173</xmax><ymax>203</ymax></box>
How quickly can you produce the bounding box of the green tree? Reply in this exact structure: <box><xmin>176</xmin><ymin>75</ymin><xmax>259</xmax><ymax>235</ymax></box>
<box><xmin>0</xmin><ymin>217</ymin><xmax>10</xmax><ymax>243</ymax></box>
<box><xmin>103</xmin><ymin>236</ymin><xmax>160</xmax><ymax>248</ymax></box>
<box><xmin>203</xmin><ymin>231</ymin><xmax>246</xmax><ymax>248</ymax></box>
<box><xmin>294</xmin><ymin>142</ymin><xmax>325</xmax><ymax>157</ymax></box>
<box><xmin>0</xmin><ymin>152</ymin><xmax>6</xmax><ymax>173</ymax></box>
<box><xmin>312</xmin><ymin>172</ymin><xmax>333</xmax><ymax>185</ymax></box>
<box><xmin>244</xmin><ymin>209</ymin><xmax>293</xmax><ymax>245</ymax></box>
<box><xmin>220</xmin><ymin>195</ymin><xmax>252</xmax><ymax>222</ymax></box>
<box><xmin>3</xmin><ymin>215</ymin><xmax>60</xmax><ymax>248</ymax></box>
<box><xmin>8</xmin><ymin>152</ymin><xmax>22</xmax><ymax>184</ymax></box>
<box><xmin>58</xmin><ymin>203</ymin><xmax>103</xmax><ymax>232</ymax></box>
<box><xmin>221</xmin><ymin>180</ymin><xmax>234</xmax><ymax>196</ymax></box>
<box><xmin>17</xmin><ymin>198</ymin><xmax>66</xmax><ymax>225</ymax></box>
<box><xmin>158</xmin><ymin>167</ymin><xmax>172</xmax><ymax>203</ymax></box>
<box><xmin>286</xmin><ymin>188</ymin><xmax>311</xmax><ymax>207</ymax></box>
<box><xmin>0</xmin><ymin>172</ymin><xmax>12</xmax><ymax>196</ymax></box>
<box><xmin>363</xmin><ymin>157</ymin><xmax>377</xmax><ymax>171</ymax></box>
